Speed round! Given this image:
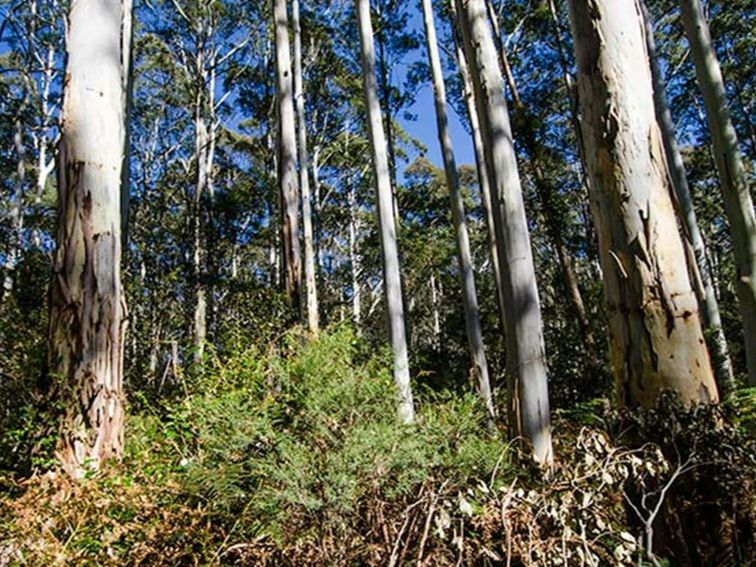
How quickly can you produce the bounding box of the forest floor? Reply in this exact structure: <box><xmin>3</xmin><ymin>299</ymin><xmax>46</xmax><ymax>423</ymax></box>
<box><xmin>1</xmin><ymin>327</ymin><xmax>755</xmax><ymax>566</ymax></box>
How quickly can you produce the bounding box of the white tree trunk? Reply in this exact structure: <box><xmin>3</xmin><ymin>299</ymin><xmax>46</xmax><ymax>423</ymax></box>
<box><xmin>49</xmin><ymin>0</ymin><xmax>127</xmax><ymax>476</ymax></box>
<box><xmin>423</xmin><ymin>0</ymin><xmax>495</xmax><ymax>426</ymax></box>
<box><xmin>484</xmin><ymin>0</ymin><xmax>521</xmax><ymax>106</ymax></box>
<box><xmin>456</xmin><ymin>0</ymin><xmax>552</xmax><ymax>463</ymax></box>
<box><xmin>449</xmin><ymin>0</ymin><xmax>506</xmax><ymax>333</ymax></box>
<box><xmin>567</xmin><ymin>0</ymin><xmax>718</xmax><ymax>407</ymax></box>
<box><xmin>35</xmin><ymin>45</ymin><xmax>57</xmax><ymax>208</ymax></box>
<box><xmin>186</xmin><ymin>16</ymin><xmax>219</xmax><ymax>365</ymax></box>
<box><xmin>487</xmin><ymin>5</ymin><xmax>603</xmax><ymax>380</ymax></box>
<box><xmin>3</xmin><ymin>118</ymin><xmax>27</xmax><ymax>299</ymax></box>
<box><xmin>348</xmin><ymin>183</ymin><xmax>363</xmax><ymax>333</ymax></box>
<box><xmin>641</xmin><ymin>0</ymin><xmax>735</xmax><ymax>395</ymax></box>
<box><xmin>193</xmin><ymin>106</ymin><xmax>209</xmax><ymax>364</ymax></box>
<box><xmin>680</xmin><ymin>0</ymin><xmax>756</xmax><ymax>386</ymax></box>
<box><xmin>292</xmin><ymin>0</ymin><xmax>319</xmax><ymax>334</ymax></box>
<box><xmin>274</xmin><ymin>0</ymin><xmax>302</xmax><ymax>313</ymax></box>
<box><xmin>120</xmin><ymin>0</ymin><xmax>133</xmax><ymax>247</ymax></box>
<box><xmin>429</xmin><ymin>273</ymin><xmax>442</xmax><ymax>351</ymax></box>
<box><xmin>356</xmin><ymin>0</ymin><xmax>415</xmax><ymax>424</ymax></box>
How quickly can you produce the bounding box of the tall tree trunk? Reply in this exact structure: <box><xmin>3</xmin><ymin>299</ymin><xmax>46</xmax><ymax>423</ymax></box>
<box><xmin>49</xmin><ymin>0</ymin><xmax>127</xmax><ymax>476</ymax></box>
<box><xmin>188</xmin><ymin>20</ymin><xmax>219</xmax><ymax>366</ymax></box>
<box><xmin>456</xmin><ymin>0</ymin><xmax>552</xmax><ymax>463</ymax></box>
<box><xmin>292</xmin><ymin>0</ymin><xmax>319</xmax><ymax>334</ymax></box>
<box><xmin>486</xmin><ymin>1</ymin><xmax>601</xmax><ymax>381</ymax></box>
<box><xmin>375</xmin><ymin>1</ymin><xmax>398</xmax><ymax>195</ymax></box>
<box><xmin>356</xmin><ymin>0</ymin><xmax>415</xmax><ymax>424</ymax></box>
<box><xmin>312</xmin><ymin>143</ymin><xmax>324</xmax><ymax>287</ymax></box>
<box><xmin>192</xmin><ymin>105</ymin><xmax>209</xmax><ymax>364</ymax></box>
<box><xmin>449</xmin><ymin>0</ymin><xmax>506</xmax><ymax>336</ymax></box>
<box><xmin>423</xmin><ymin>0</ymin><xmax>495</xmax><ymax>426</ymax></box>
<box><xmin>567</xmin><ymin>0</ymin><xmax>718</xmax><ymax>407</ymax></box>
<box><xmin>547</xmin><ymin>0</ymin><xmax>601</xmax><ymax>277</ymax></box>
<box><xmin>484</xmin><ymin>0</ymin><xmax>521</xmax><ymax>106</ymax></box>
<box><xmin>274</xmin><ymin>0</ymin><xmax>302</xmax><ymax>313</ymax></box>
<box><xmin>429</xmin><ymin>273</ymin><xmax>442</xmax><ymax>352</ymax></box>
<box><xmin>546</xmin><ymin>0</ymin><xmax>586</xmax><ymax>189</ymax></box>
<box><xmin>266</xmin><ymin>130</ymin><xmax>280</xmax><ymax>288</ymax></box>
<box><xmin>120</xmin><ymin>0</ymin><xmax>133</xmax><ymax>249</ymax></box>
<box><xmin>680</xmin><ymin>0</ymin><xmax>756</xmax><ymax>386</ymax></box>
<box><xmin>348</xmin><ymin>182</ymin><xmax>363</xmax><ymax>334</ymax></box>
<box><xmin>641</xmin><ymin>0</ymin><xmax>735</xmax><ymax>396</ymax></box>
<box><xmin>35</xmin><ymin>46</ymin><xmax>57</xmax><ymax>208</ymax></box>
<box><xmin>4</xmin><ymin>117</ymin><xmax>27</xmax><ymax>300</ymax></box>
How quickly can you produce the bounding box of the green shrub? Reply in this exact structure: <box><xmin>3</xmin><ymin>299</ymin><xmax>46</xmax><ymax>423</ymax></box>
<box><xmin>155</xmin><ymin>324</ymin><xmax>513</xmax><ymax>540</ymax></box>
<box><xmin>2</xmin><ymin>326</ymin><xmax>753</xmax><ymax>566</ymax></box>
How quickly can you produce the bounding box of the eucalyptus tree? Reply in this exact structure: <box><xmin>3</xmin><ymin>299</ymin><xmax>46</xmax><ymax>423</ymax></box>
<box><xmin>421</xmin><ymin>0</ymin><xmax>494</xmax><ymax>425</ymax></box>
<box><xmin>49</xmin><ymin>0</ymin><xmax>128</xmax><ymax>475</ymax></box>
<box><xmin>121</xmin><ymin>0</ymin><xmax>134</xmax><ymax>245</ymax></box>
<box><xmin>567</xmin><ymin>0</ymin><xmax>719</xmax><ymax>406</ymax></box>
<box><xmin>136</xmin><ymin>0</ymin><xmax>252</xmax><ymax>364</ymax></box>
<box><xmin>455</xmin><ymin>0</ymin><xmax>552</xmax><ymax>463</ymax></box>
<box><xmin>680</xmin><ymin>0</ymin><xmax>756</xmax><ymax>386</ymax></box>
<box><xmin>372</xmin><ymin>0</ymin><xmax>421</xmax><ymax>193</ymax></box>
<box><xmin>641</xmin><ymin>0</ymin><xmax>735</xmax><ymax>395</ymax></box>
<box><xmin>292</xmin><ymin>0</ymin><xmax>319</xmax><ymax>333</ymax></box>
<box><xmin>278</xmin><ymin>3</ymin><xmax>377</xmax><ymax>333</ymax></box>
<box><xmin>274</xmin><ymin>0</ymin><xmax>302</xmax><ymax>312</ymax></box>
<box><xmin>0</xmin><ymin>0</ymin><xmax>64</xmax><ymax>293</ymax></box>
<box><xmin>355</xmin><ymin>0</ymin><xmax>414</xmax><ymax>424</ymax></box>
<box><xmin>483</xmin><ymin>0</ymin><xmax>601</xmax><ymax>383</ymax></box>
<box><xmin>447</xmin><ymin>0</ymin><xmax>505</xmax><ymax>334</ymax></box>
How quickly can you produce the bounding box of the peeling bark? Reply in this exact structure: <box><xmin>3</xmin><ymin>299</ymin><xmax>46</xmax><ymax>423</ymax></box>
<box><xmin>567</xmin><ymin>0</ymin><xmax>718</xmax><ymax>407</ymax></box>
<box><xmin>49</xmin><ymin>0</ymin><xmax>127</xmax><ymax>476</ymax></box>
<box><xmin>641</xmin><ymin>0</ymin><xmax>735</xmax><ymax>396</ymax></box>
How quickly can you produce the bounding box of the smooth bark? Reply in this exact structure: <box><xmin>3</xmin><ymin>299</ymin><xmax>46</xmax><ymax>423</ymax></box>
<box><xmin>484</xmin><ymin>0</ymin><xmax>521</xmax><ymax>106</ymax></box>
<box><xmin>348</xmin><ymin>182</ymin><xmax>363</xmax><ymax>333</ymax></box>
<box><xmin>192</xmin><ymin>104</ymin><xmax>210</xmax><ymax>363</ymax></box>
<box><xmin>680</xmin><ymin>0</ymin><xmax>756</xmax><ymax>386</ymax></box>
<box><xmin>187</xmin><ymin>18</ymin><xmax>218</xmax><ymax>365</ymax></box>
<box><xmin>422</xmin><ymin>0</ymin><xmax>495</xmax><ymax>425</ymax></box>
<box><xmin>49</xmin><ymin>0</ymin><xmax>127</xmax><ymax>476</ymax></box>
<box><xmin>486</xmin><ymin>0</ymin><xmax>601</xmax><ymax>380</ymax></box>
<box><xmin>374</xmin><ymin>1</ymin><xmax>398</xmax><ymax>194</ymax></box>
<box><xmin>274</xmin><ymin>0</ymin><xmax>302</xmax><ymax>312</ymax></box>
<box><xmin>120</xmin><ymin>0</ymin><xmax>133</xmax><ymax>248</ymax></box>
<box><xmin>449</xmin><ymin>0</ymin><xmax>506</xmax><ymax>335</ymax></box>
<box><xmin>4</xmin><ymin>118</ymin><xmax>26</xmax><ymax>299</ymax></box>
<box><xmin>567</xmin><ymin>0</ymin><xmax>718</xmax><ymax>407</ymax></box>
<box><xmin>356</xmin><ymin>0</ymin><xmax>415</xmax><ymax>424</ymax></box>
<box><xmin>456</xmin><ymin>0</ymin><xmax>552</xmax><ymax>463</ymax></box>
<box><xmin>292</xmin><ymin>0</ymin><xmax>319</xmax><ymax>334</ymax></box>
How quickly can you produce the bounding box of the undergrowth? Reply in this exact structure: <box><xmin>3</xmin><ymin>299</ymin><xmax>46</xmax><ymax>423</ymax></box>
<box><xmin>0</xmin><ymin>326</ymin><xmax>754</xmax><ymax>566</ymax></box>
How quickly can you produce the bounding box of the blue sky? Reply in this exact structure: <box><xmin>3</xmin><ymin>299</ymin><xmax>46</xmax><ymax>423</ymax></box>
<box><xmin>397</xmin><ymin>6</ymin><xmax>477</xmax><ymax>172</ymax></box>
<box><xmin>403</xmin><ymin>80</ymin><xmax>477</xmax><ymax>169</ymax></box>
